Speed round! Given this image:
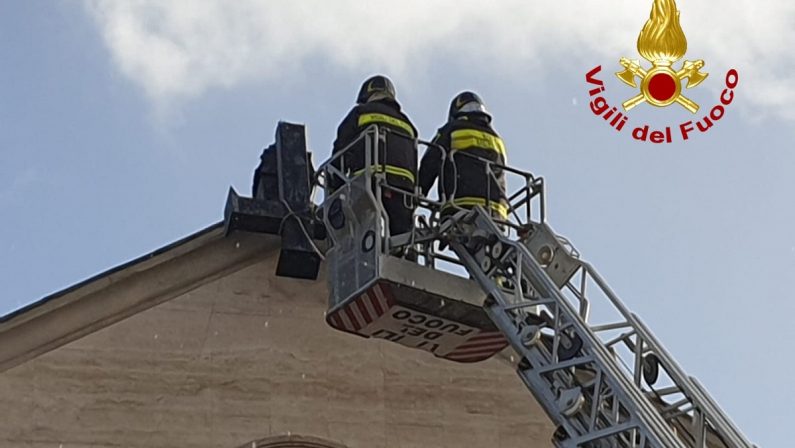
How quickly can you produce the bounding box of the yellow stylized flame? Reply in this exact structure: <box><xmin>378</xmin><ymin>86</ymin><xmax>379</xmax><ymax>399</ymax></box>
<box><xmin>637</xmin><ymin>0</ymin><xmax>688</xmax><ymax>65</ymax></box>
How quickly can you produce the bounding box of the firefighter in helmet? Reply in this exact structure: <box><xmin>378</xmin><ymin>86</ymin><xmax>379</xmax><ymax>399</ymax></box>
<box><xmin>419</xmin><ymin>91</ymin><xmax>508</xmax><ymax>220</ymax></box>
<box><xmin>330</xmin><ymin>75</ymin><xmax>418</xmax><ymax>237</ymax></box>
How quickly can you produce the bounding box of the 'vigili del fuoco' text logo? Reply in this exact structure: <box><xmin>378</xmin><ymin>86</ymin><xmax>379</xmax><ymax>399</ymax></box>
<box><xmin>585</xmin><ymin>0</ymin><xmax>739</xmax><ymax>143</ymax></box>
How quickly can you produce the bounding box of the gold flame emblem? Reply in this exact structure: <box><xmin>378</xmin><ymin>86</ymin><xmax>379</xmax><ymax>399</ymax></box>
<box><xmin>616</xmin><ymin>0</ymin><xmax>708</xmax><ymax>113</ymax></box>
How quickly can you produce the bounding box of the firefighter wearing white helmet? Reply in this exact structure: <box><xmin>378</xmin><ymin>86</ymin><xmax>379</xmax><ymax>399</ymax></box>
<box><xmin>419</xmin><ymin>91</ymin><xmax>508</xmax><ymax>220</ymax></box>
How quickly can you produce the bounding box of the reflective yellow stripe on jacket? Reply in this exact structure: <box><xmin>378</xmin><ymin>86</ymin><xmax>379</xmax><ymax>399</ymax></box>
<box><xmin>442</xmin><ymin>197</ymin><xmax>508</xmax><ymax>219</ymax></box>
<box><xmin>353</xmin><ymin>164</ymin><xmax>416</xmax><ymax>183</ymax></box>
<box><xmin>358</xmin><ymin>113</ymin><xmax>415</xmax><ymax>138</ymax></box>
<box><xmin>450</xmin><ymin>129</ymin><xmax>506</xmax><ymax>159</ymax></box>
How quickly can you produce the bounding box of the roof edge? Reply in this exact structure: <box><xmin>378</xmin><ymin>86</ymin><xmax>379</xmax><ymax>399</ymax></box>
<box><xmin>0</xmin><ymin>224</ymin><xmax>281</xmax><ymax>373</ymax></box>
<box><xmin>0</xmin><ymin>222</ymin><xmax>224</xmax><ymax>326</ymax></box>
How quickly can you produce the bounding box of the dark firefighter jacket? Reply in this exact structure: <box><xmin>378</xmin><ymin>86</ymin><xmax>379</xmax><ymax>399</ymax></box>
<box><xmin>418</xmin><ymin>115</ymin><xmax>508</xmax><ymax>218</ymax></box>
<box><xmin>330</xmin><ymin>100</ymin><xmax>418</xmax><ymax>193</ymax></box>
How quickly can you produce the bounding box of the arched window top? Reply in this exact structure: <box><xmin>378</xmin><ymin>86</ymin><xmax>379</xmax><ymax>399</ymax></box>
<box><xmin>239</xmin><ymin>435</ymin><xmax>349</xmax><ymax>448</ymax></box>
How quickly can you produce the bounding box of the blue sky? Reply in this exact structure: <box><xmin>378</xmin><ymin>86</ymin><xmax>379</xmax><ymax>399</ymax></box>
<box><xmin>2</xmin><ymin>1</ymin><xmax>793</xmax><ymax>446</ymax></box>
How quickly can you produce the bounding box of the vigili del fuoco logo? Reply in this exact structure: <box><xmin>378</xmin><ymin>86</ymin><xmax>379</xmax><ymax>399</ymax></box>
<box><xmin>585</xmin><ymin>0</ymin><xmax>739</xmax><ymax>143</ymax></box>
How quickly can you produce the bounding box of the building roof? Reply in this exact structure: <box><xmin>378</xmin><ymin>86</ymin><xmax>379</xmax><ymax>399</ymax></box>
<box><xmin>0</xmin><ymin>223</ymin><xmax>282</xmax><ymax>373</ymax></box>
<box><xmin>0</xmin><ymin>222</ymin><xmax>553</xmax><ymax>447</ymax></box>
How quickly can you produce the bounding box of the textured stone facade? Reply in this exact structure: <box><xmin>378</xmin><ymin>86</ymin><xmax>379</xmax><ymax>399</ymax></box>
<box><xmin>0</xmin><ymin>255</ymin><xmax>554</xmax><ymax>447</ymax></box>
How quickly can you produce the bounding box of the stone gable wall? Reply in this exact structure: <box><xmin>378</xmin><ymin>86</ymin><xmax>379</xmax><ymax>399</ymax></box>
<box><xmin>0</xmin><ymin>257</ymin><xmax>553</xmax><ymax>447</ymax></box>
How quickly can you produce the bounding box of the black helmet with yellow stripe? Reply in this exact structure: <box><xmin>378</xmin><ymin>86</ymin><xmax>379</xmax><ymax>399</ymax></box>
<box><xmin>448</xmin><ymin>91</ymin><xmax>491</xmax><ymax>123</ymax></box>
<box><xmin>357</xmin><ymin>75</ymin><xmax>397</xmax><ymax>104</ymax></box>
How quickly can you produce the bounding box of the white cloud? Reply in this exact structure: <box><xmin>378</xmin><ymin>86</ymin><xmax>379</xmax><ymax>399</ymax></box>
<box><xmin>84</xmin><ymin>0</ymin><xmax>795</xmax><ymax>120</ymax></box>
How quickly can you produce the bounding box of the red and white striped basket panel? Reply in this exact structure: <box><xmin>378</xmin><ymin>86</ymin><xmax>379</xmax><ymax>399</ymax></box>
<box><xmin>442</xmin><ymin>331</ymin><xmax>510</xmax><ymax>363</ymax></box>
<box><xmin>326</xmin><ymin>282</ymin><xmax>394</xmax><ymax>333</ymax></box>
<box><xmin>326</xmin><ymin>282</ymin><xmax>508</xmax><ymax>363</ymax></box>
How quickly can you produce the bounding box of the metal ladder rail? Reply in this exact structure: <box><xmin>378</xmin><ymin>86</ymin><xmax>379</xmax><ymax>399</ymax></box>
<box><xmin>567</xmin><ymin>260</ymin><xmax>753</xmax><ymax>448</ymax></box>
<box><xmin>447</xmin><ymin>209</ymin><xmax>687</xmax><ymax>448</ymax></box>
<box><xmin>452</xmin><ymin>240</ymin><xmax>678</xmax><ymax>448</ymax></box>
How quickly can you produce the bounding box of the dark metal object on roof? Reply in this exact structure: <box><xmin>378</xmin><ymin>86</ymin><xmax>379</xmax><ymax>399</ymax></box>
<box><xmin>225</xmin><ymin>122</ymin><xmax>324</xmax><ymax>280</ymax></box>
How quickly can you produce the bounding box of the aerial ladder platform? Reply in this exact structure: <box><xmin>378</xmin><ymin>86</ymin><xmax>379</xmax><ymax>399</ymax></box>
<box><xmin>226</xmin><ymin>122</ymin><xmax>755</xmax><ymax>448</ymax></box>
